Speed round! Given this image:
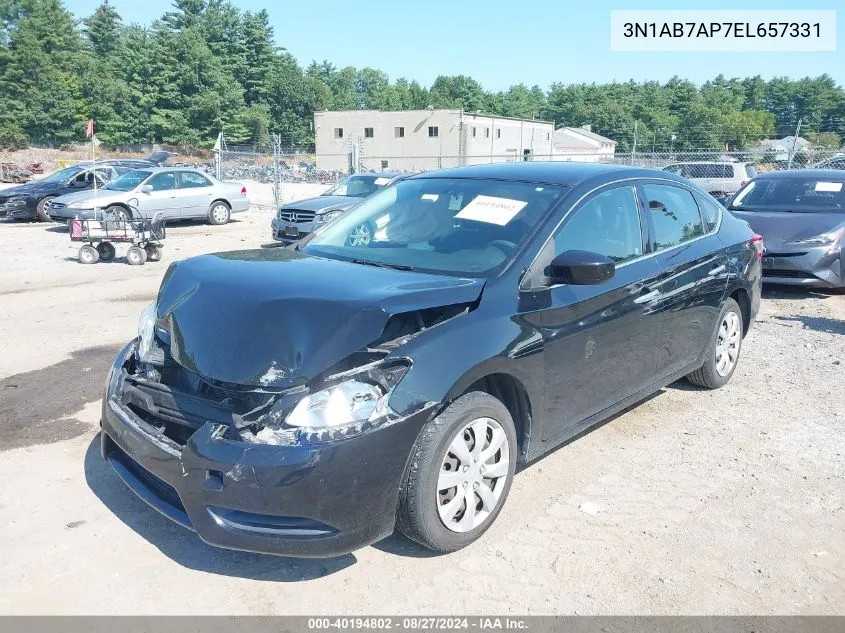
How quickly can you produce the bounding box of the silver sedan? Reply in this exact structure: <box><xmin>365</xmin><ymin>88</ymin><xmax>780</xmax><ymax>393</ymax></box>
<box><xmin>47</xmin><ymin>167</ymin><xmax>250</xmax><ymax>225</ymax></box>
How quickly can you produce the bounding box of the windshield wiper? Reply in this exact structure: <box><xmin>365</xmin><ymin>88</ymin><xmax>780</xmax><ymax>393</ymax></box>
<box><xmin>351</xmin><ymin>258</ymin><xmax>414</xmax><ymax>271</ymax></box>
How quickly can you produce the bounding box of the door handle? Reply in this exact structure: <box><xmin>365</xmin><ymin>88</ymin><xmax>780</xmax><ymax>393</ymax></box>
<box><xmin>707</xmin><ymin>265</ymin><xmax>726</xmax><ymax>276</ymax></box>
<box><xmin>634</xmin><ymin>289</ymin><xmax>660</xmax><ymax>304</ymax></box>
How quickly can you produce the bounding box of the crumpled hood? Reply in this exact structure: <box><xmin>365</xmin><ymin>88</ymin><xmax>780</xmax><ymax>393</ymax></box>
<box><xmin>155</xmin><ymin>248</ymin><xmax>484</xmax><ymax>388</ymax></box>
<box><xmin>731</xmin><ymin>209</ymin><xmax>845</xmax><ymax>250</ymax></box>
<box><xmin>279</xmin><ymin>195</ymin><xmax>359</xmax><ymax>214</ymax></box>
<box><xmin>0</xmin><ymin>181</ymin><xmax>53</xmax><ymax>198</ymax></box>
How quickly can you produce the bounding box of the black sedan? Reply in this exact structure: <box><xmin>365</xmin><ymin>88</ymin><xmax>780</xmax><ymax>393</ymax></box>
<box><xmin>101</xmin><ymin>163</ymin><xmax>761</xmax><ymax>557</ymax></box>
<box><xmin>727</xmin><ymin>170</ymin><xmax>845</xmax><ymax>288</ymax></box>
<box><xmin>0</xmin><ymin>164</ymin><xmax>121</xmax><ymax>221</ymax></box>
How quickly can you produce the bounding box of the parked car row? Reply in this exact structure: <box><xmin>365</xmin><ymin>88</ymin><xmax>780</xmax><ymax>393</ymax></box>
<box><xmin>102</xmin><ymin>162</ymin><xmax>763</xmax><ymax>558</ymax></box>
<box><xmin>0</xmin><ymin>154</ymin><xmax>250</xmax><ymax>225</ymax></box>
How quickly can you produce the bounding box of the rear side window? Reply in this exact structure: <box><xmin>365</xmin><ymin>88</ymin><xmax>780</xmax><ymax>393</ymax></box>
<box><xmin>555</xmin><ymin>186</ymin><xmax>643</xmax><ymax>263</ymax></box>
<box><xmin>642</xmin><ymin>184</ymin><xmax>705</xmax><ymax>250</ymax></box>
<box><xmin>179</xmin><ymin>171</ymin><xmax>211</xmax><ymax>188</ymax></box>
<box><xmin>694</xmin><ymin>194</ymin><xmax>721</xmax><ymax>232</ymax></box>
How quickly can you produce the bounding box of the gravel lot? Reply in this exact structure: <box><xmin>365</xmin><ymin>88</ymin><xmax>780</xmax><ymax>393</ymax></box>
<box><xmin>0</xmin><ymin>204</ymin><xmax>843</xmax><ymax>615</ymax></box>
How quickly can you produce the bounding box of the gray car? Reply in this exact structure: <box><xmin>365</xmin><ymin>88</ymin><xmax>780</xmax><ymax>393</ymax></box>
<box><xmin>271</xmin><ymin>172</ymin><xmax>408</xmax><ymax>244</ymax></box>
<box><xmin>727</xmin><ymin>169</ymin><xmax>845</xmax><ymax>288</ymax></box>
<box><xmin>47</xmin><ymin>167</ymin><xmax>249</xmax><ymax>225</ymax></box>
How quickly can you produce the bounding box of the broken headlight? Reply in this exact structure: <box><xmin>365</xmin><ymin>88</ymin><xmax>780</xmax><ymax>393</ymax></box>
<box><xmin>254</xmin><ymin>360</ymin><xmax>410</xmax><ymax>444</ymax></box>
<box><xmin>137</xmin><ymin>301</ymin><xmax>162</xmax><ymax>364</ymax></box>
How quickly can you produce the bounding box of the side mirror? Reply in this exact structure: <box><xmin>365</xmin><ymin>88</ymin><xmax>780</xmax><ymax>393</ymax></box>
<box><xmin>547</xmin><ymin>250</ymin><xmax>615</xmax><ymax>285</ymax></box>
<box><xmin>140</xmin><ymin>184</ymin><xmax>153</xmax><ymax>194</ymax></box>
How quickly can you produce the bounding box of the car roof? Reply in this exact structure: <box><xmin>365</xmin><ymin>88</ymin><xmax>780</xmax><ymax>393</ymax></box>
<box><xmin>353</xmin><ymin>171</ymin><xmax>407</xmax><ymax>178</ymax></box>
<box><xmin>754</xmin><ymin>169</ymin><xmax>845</xmax><ymax>181</ymax></box>
<box><xmin>408</xmin><ymin>161</ymin><xmax>674</xmax><ymax>187</ymax></box>
<box><xmin>667</xmin><ymin>160</ymin><xmax>745</xmax><ymax>165</ymax></box>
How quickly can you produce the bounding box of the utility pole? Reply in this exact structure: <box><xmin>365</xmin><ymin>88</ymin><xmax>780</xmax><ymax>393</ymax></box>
<box><xmin>631</xmin><ymin>121</ymin><xmax>638</xmax><ymax>165</ymax></box>
<box><xmin>787</xmin><ymin>119</ymin><xmax>802</xmax><ymax>170</ymax></box>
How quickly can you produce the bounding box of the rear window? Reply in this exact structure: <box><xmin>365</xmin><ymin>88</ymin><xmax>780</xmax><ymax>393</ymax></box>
<box><xmin>730</xmin><ymin>177</ymin><xmax>845</xmax><ymax>213</ymax></box>
<box><xmin>683</xmin><ymin>164</ymin><xmax>733</xmax><ymax>179</ymax></box>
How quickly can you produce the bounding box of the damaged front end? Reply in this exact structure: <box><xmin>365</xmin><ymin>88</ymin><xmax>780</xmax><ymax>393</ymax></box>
<box><xmin>120</xmin><ymin>299</ymin><xmax>472</xmax><ymax>449</ymax></box>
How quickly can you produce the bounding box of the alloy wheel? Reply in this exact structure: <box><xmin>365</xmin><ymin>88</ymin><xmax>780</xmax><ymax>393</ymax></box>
<box><xmin>715</xmin><ymin>310</ymin><xmax>741</xmax><ymax>376</ymax></box>
<box><xmin>437</xmin><ymin>417</ymin><xmax>510</xmax><ymax>533</ymax></box>
<box><xmin>348</xmin><ymin>223</ymin><xmax>371</xmax><ymax>247</ymax></box>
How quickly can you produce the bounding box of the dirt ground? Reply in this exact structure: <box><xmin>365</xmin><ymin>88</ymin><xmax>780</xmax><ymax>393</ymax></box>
<box><xmin>0</xmin><ymin>206</ymin><xmax>843</xmax><ymax>615</ymax></box>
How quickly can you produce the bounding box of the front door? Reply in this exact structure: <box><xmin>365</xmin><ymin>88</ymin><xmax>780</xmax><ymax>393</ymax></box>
<box><xmin>137</xmin><ymin>171</ymin><xmax>179</xmax><ymax>219</ymax></box>
<box><xmin>176</xmin><ymin>171</ymin><xmax>215</xmax><ymax>218</ymax></box>
<box><xmin>637</xmin><ymin>182</ymin><xmax>728</xmax><ymax>378</ymax></box>
<box><xmin>522</xmin><ymin>184</ymin><xmax>662</xmax><ymax>441</ymax></box>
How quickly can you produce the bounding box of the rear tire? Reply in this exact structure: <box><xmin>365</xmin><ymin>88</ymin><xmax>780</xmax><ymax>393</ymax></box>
<box><xmin>36</xmin><ymin>196</ymin><xmax>55</xmax><ymax>222</ymax></box>
<box><xmin>78</xmin><ymin>245</ymin><xmax>99</xmax><ymax>264</ymax></box>
<box><xmin>96</xmin><ymin>242</ymin><xmax>115</xmax><ymax>262</ymax></box>
<box><xmin>686</xmin><ymin>298</ymin><xmax>743</xmax><ymax>389</ymax></box>
<box><xmin>207</xmin><ymin>201</ymin><xmax>231</xmax><ymax>225</ymax></box>
<box><xmin>145</xmin><ymin>244</ymin><xmax>162</xmax><ymax>262</ymax></box>
<box><xmin>126</xmin><ymin>246</ymin><xmax>147</xmax><ymax>266</ymax></box>
<box><xmin>397</xmin><ymin>392</ymin><xmax>517</xmax><ymax>553</ymax></box>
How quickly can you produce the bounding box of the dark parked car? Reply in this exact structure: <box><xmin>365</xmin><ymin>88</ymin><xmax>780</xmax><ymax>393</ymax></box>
<box><xmin>271</xmin><ymin>172</ymin><xmax>408</xmax><ymax>244</ymax></box>
<box><xmin>726</xmin><ymin>169</ymin><xmax>845</xmax><ymax>288</ymax></box>
<box><xmin>101</xmin><ymin>163</ymin><xmax>761</xmax><ymax>557</ymax></box>
<box><xmin>810</xmin><ymin>155</ymin><xmax>845</xmax><ymax>170</ymax></box>
<box><xmin>0</xmin><ymin>164</ymin><xmax>123</xmax><ymax>221</ymax></box>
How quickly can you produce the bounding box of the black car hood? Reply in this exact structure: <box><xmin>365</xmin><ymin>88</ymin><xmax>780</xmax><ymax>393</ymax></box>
<box><xmin>0</xmin><ymin>181</ymin><xmax>55</xmax><ymax>198</ymax></box>
<box><xmin>155</xmin><ymin>248</ymin><xmax>484</xmax><ymax>388</ymax></box>
<box><xmin>279</xmin><ymin>195</ymin><xmax>359</xmax><ymax>213</ymax></box>
<box><xmin>730</xmin><ymin>209</ymin><xmax>845</xmax><ymax>250</ymax></box>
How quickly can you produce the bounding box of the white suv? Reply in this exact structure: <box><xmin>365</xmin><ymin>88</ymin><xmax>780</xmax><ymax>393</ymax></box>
<box><xmin>662</xmin><ymin>161</ymin><xmax>757</xmax><ymax>196</ymax></box>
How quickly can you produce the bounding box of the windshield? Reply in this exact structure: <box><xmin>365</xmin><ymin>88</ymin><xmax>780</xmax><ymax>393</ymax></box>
<box><xmin>729</xmin><ymin>177</ymin><xmax>845</xmax><ymax>213</ymax></box>
<box><xmin>323</xmin><ymin>174</ymin><xmax>393</xmax><ymax>198</ymax></box>
<box><xmin>303</xmin><ymin>178</ymin><xmax>565</xmax><ymax>276</ymax></box>
<box><xmin>41</xmin><ymin>166</ymin><xmax>83</xmax><ymax>184</ymax></box>
<box><xmin>103</xmin><ymin>170</ymin><xmax>152</xmax><ymax>192</ymax></box>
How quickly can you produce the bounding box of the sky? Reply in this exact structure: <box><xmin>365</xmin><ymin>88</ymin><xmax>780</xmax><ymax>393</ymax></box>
<box><xmin>67</xmin><ymin>0</ymin><xmax>844</xmax><ymax>91</ymax></box>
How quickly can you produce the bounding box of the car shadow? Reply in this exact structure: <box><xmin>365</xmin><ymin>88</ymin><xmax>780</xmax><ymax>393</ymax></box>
<box><xmin>45</xmin><ymin>224</ymin><xmax>68</xmax><ymax>233</ymax></box>
<box><xmin>762</xmin><ymin>285</ymin><xmax>828</xmax><ymax>300</ymax></box>
<box><xmin>83</xmin><ymin>436</ymin><xmax>356</xmax><ymax>580</ymax></box>
<box><xmin>771</xmin><ymin>315</ymin><xmax>845</xmax><ymax>335</ymax></box>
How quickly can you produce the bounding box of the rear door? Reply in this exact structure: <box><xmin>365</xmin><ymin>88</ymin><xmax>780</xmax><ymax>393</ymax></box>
<box><xmin>138</xmin><ymin>171</ymin><xmax>179</xmax><ymax>219</ymax></box>
<box><xmin>176</xmin><ymin>171</ymin><xmax>215</xmax><ymax>218</ymax></box>
<box><xmin>523</xmin><ymin>184</ymin><xmax>662</xmax><ymax>441</ymax></box>
<box><xmin>637</xmin><ymin>182</ymin><xmax>728</xmax><ymax>379</ymax></box>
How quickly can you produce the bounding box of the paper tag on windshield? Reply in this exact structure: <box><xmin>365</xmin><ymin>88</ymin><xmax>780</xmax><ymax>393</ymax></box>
<box><xmin>455</xmin><ymin>195</ymin><xmax>528</xmax><ymax>225</ymax></box>
<box><xmin>815</xmin><ymin>181</ymin><xmax>843</xmax><ymax>192</ymax></box>
<box><xmin>374</xmin><ymin>177</ymin><xmax>390</xmax><ymax>185</ymax></box>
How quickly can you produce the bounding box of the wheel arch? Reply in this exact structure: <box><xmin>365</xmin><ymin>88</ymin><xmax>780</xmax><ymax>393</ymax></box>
<box><xmin>729</xmin><ymin>286</ymin><xmax>751</xmax><ymax>338</ymax></box>
<box><xmin>210</xmin><ymin>198</ymin><xmax>231</xmax><ymax>209</ymax></box>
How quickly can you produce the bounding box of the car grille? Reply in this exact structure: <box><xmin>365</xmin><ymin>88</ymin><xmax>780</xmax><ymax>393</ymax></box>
<box><xmin>278</xmin><ymin>209</ymin><xmax>315</xmax><ymax>223</ymax></box>
<box><xmin>49</xmin><ymin>201</ymin><xmax>66</xmax><ymax>209</ymax></box>
<box><xmin>763</xmin><ymin>269</ymin><xmax>817</xmax><ymax>279</ymax></box>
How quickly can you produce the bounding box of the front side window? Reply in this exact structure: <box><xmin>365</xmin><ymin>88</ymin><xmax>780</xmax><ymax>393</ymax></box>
<box><xmin>146</xmin><ymin>172</ymin><xmax>176</xmax><ymax>192</ymax></box>
<box><xmin>304</xmin><ymin>178</ymin><xmax>565</xmax><ymax>277</ymax></box>
<box><xmin>43</xmin><ymin>166</ymin><xmax>83</xmax><ymax>184</ymax></box>
<box><xmin>642</xmin><ymin>184</ymin><xmax>704</xmax><ymax>249</ymax></box>
<box><xmin>179</xmin><ymin>171</ymin><xmax>211</xmax><ymax>188</ymax></box>
<box><xmin>554</xmin><ymin>186</ymin><xmax>643</xmax><ymax>263</ymax></box>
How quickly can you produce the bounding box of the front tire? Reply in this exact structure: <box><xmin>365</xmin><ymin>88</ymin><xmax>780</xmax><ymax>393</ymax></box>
<box><xmin>397</xmin><ymin>392</ymin><xmax>517</xmax><ymax>553</ymax></box>
<box><xmin>126</xmin><ymin>246</ymin><xmax>147</xmax><ymax>266</ymax></box>
<box><xmin>36</xmin><ymin>196</ymin><xmax>55</xmax><ymax>222</ymax></box>
<box><xmin>686</xmin><ymin>298</ymin><xmax>743</xmax><ymax>389</ymax></box>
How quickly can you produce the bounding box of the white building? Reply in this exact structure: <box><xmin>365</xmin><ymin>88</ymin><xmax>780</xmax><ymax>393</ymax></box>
<box><xmin>314</xmin><ymin>109</ymin><xmax>555</xmax><ymax>172</ymax></box>
<box><xmin>550</xmin><ymin>125</ymin><xmax>618</xmax><ymax>162</ymax></box>
<box><xmin>752</xmin><ymin>136</ymin><xmax>811</xmax><ymax>161</ymax></box>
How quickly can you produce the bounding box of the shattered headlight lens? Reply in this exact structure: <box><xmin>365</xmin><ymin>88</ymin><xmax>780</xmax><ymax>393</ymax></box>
<box><xmin>137</xmin><ymin>301</ymin><xmax>157</xmax><ymax>362</ymax></box>
<box><xmin>286</xmin><ymin>380</ymin><xmax>382</xmax><ymax>428</ymax></box>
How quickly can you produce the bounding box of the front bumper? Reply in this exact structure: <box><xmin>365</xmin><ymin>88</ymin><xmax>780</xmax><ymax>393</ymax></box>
<box><xmin>100</xmin><ymin>344</ymin><xmax>430</xmax><ymax>558</ymax></box>
<box><xmin>271</xmin><ymin>217</ymin><xmax>314</xmax><ymax>244</ymax></box>
<box><xmin>762</xmin><ymin>246</ymin><xmax>843</xmax><ymax>289</ymax></box>
<box><xmin>0</xmin><ymin>199</ymin><xmax>35</xmax><ymax>219</ymax></box>
<box><xmin>48</xmin><ymin>207</ymin><xmax>96</xmax><ymax>220</ymax></box>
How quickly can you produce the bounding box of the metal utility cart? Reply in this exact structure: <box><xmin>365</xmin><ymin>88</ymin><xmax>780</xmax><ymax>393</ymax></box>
<box><xmin>70</xmin><ymin>206</ymin><xmax>165</xmax><ymax>265</ymax></box>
